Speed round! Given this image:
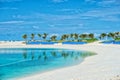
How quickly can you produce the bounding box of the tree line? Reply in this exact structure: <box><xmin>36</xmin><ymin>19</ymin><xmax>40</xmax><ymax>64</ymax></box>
<box><xmin>22</xmin><ymin>32</ymin><xmax>120</xmax><ymax>43</ymax></box>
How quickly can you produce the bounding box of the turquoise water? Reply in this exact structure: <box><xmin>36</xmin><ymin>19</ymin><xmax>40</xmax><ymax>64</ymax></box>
<box><xmin>102</xmin><ymin>41</ymin><xmax>120</xmax><ymax>44</ymax></box>
<box><xmin>27</xmin><ymin>41</ymin><xmax>87</xmax><ymax>45</ymax></box>
<box><xmin>0</xmin><ymin>48</ymin><xmax>95</xmax><ymax>80</ymax></box>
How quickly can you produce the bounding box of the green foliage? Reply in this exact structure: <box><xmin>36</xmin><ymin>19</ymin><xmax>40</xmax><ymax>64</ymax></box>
<box><xmin>88</xmin><ymin>33</ymin><xmax>94</xmax><ymax>39</ymax></box>
<box><xmin>22</xmin><ymin>34</ymin><xmax>27</xmax><ymax>40</ymax></box>
<box><xmin>50</xmin><ymin>35</ymin><xmax>57</xmax><ymax>41</ymax></box>
<box><xmin>79</xmin><ymin>34</ymin><xmax>88</xmax><ymax>39</ymax></box>
<box><xmin>31</xmin><ymin>33</ymin><xmax>35</xmax><ymax>41</ymax></box>
<box><xmin>115</xmin><ymin>38</ymin><xmax>120</xmax><ymax>41</ymax></box>
<box><xmin>22</xmin><ymin>32</ymin><xmax>120</xmax><ymax>43</ymax></box>
<box><xmin>84</xmin><ymin>38</ymin><xmax>98</xmax><ymax>43</ymax></box>
<box><xmin>99</xmin><ymin>33</ymin><xmax>107</xmax><ymax>39</ymax></box>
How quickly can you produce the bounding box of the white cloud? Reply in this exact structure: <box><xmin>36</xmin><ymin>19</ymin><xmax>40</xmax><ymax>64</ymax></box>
<box><xmin>57</xmin><ymin>8</ymin><xmax>81</xmax><ymax>14</ymax></box>
<box><xmin>15</xmin><ymin>13</ymin><xmax>79</xmax><ymax>21</ymax></box>
<box><xmin>85</xmin><ymin>0</ymin><xmax>120</xmax><ymax>7</ymax></box>
<box><xmin>78</xmin><ymin>23</ymin><xmax>84</xmax><ymax>27</ymax></box>
<box><xmin>99</xmin><ymin>0</ymin><xmax>116</xmax><ymax>4</ymax></box>
<box><xmin>81</xmin><ymin>7</ymin><xmax>120</xmax><ymax>21</ymax></box>
<box><xmin>98</xmin><ymin>0</ymin><xmax>120</xmax><ymax>7</ymax></box>
<box><xmin>49</xmin><ymin>24</ymin><xmax>56</xmax><ymax>28</ymax></box>
<box><xmin>84</xmin><ymin>0</ymin><xmax>96</xmax><ymax>3</ymax></box>
<box><xmin>11</xmin><ymin>5</ymin><xmax>120</xmax><ymax>23</ymax></box>
<box><xmin>0</xmin><ymin>21</ymin><xmax>24</xmax><ymax>24</ymax></box>
<box><xmin>32</xmin><ymin>26</ymin><xmax>40</xmax><ymax>29</ymax></box>
<box><xmin>100</xmin><ymin>16</ymin><xmax>120</xmax><ymax>22</ymax></box>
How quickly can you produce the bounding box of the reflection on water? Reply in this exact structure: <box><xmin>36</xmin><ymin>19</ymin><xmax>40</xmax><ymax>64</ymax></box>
<box><xmin>22</xmin><ymin>49</ymin><xmax>95</xmax><ymax>61</ymax></box>
<box><xmin>0</xmin><ymin>48</ymin><xmax>96</xmax><ymax>80</ymax></box>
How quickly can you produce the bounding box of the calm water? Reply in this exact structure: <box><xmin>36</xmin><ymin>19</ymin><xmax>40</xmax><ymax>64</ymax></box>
<box><xmin>27</xmin><ymin>42</ymin><xmax>86</xmax><ymax>45</ymax></box>
<box><xmin>0</xmin><ymin>48</ymin><xmax>95</xmax><ymax>80</ymax></box>
<box><xmin>102</xmin><ymin>41</ymin><xmax>120</xmax><ymax>44</ymax></box>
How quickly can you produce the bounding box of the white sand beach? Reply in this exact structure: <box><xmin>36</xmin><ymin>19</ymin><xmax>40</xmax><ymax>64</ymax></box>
<box><xmin>1</xmin><ymin>0</ymin><xmax>120</xmax><ymax>79</ymax></box>
<box><xmin>0</xmin><ymin>42</ymin><xmax>120</xmax><ymax>80</ymax></box>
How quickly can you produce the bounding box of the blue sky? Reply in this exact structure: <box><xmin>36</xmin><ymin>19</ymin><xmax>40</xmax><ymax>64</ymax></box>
<box><xmin>0</xmin><ymin>0</ymin><xmax>120</xmax><ymax>40</ymax></box>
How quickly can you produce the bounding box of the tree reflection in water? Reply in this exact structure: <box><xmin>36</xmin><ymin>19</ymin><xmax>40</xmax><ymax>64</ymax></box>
<box><xmin>38</xmin><ymin>55</ymin><xmax>41</xmax><ymax>60</ymax></box>
<box><xmin>22</xmin><ymin>49</ymin><xmax>96</xmax><ymax>61</ymax></box>
<box><xmin>51</xmin><ymin>51</ymin><xmax>57</xmax><ymax>57</ymax></box>
<box><xmin>31</xmin><ymin>51</ymin><xmax>35</xmax><ymax>60</ymax></box>
<box><xmin>23</xmin><ymin>49</ymin><xmax>27</xmax><ymax>59</ymax></box>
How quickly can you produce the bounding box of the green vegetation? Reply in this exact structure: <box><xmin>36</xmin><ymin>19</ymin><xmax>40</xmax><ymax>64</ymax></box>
<box><xmin>115</xmin><ymin>38</ymin><xmax>120</xmax><ymax>41</ymax></box>
<box><xmin>99</xmin><ymin>32</ymin><xmax>120</xmax><ymax>40</ymax></box>
<box><xmin>22</xmin><ymin>34</ymin><xmax>27</xmax><ymax>44</ymax></box>
<box><xmin>83</xmin><ymin>38</ymin><xmax>98</xmax><ymax>43</ymax></box>
<box><xmin>22</xmin><ymin>32</ymin><xmax>120</xmax><ymax>43</ymax></box>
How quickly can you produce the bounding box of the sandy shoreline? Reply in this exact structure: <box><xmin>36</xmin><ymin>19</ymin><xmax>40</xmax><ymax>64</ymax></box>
<box><xmin>0</xmin><ymin>42</ymin><xmax>120</xmax><ymax>80</ymax></box>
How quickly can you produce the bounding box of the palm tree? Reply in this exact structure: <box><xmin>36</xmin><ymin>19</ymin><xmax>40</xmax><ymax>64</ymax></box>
<box><xmin>88</xmin><ymin>33</ymin><xmax>94</xmax><ymax>39</ymax></box>
<box><xmin>42</xmin><ymin>33</ymin><xmax>48</xmax><ymax>41</ymax></box>
<box><xmin>66</xmin><ymin>34</ymin><xmax>69</xmax><ymax>40</ymax></box>
<box><xmin>115</xmin><ymin>32</ymin><xmax>120</xmax><ymax>36</ymax></box>
<box><xmin>70</xmin><ymin>33</ymin><xmax>74</xmax><ymax>41</ymax></box>
<box><xmin>100</xmin><ymin>33</ymin><xmax>107</xmax><ymax>40</ymax></box>
<box><xmin>50</xmin><ymin>35</ymin><xmax>57</xmax><ymax>41</ymax></box>
<box><xmin>61</xmin><ymin>34</ymin><xmax>67</xmax><ymax>41</ymax></box>
<box><xmin>38</xmin><ymin>33</ymin><xmax>41</xmax><ymax>41</ymax></box>
<box><xmin>79</xmin><ymin>34</ymin><xmax>88</xmax><ymax>39</ymax></box>
<box><xmin>74</xmin><ymin>33</ymin><xmax>79</xmax><ymax>41</ymax></box>
<box><xmin>31</xmin><ymin>33</ymin><xmax>35</xmax><ymax>41</ymax></box>
<box><xmin>114</xmin><ymin>32</ymin><xmax>120</xmax><ymax>40</ymax></box>
<box><xmin>22</xmin><ymin>34</ymin><xmax>27</xmax><ymax>43</ymax></box>
<box><xmin>107</xmin><ymin>32</ymin><xmax>115</xmax><ymax>39</ymax></box>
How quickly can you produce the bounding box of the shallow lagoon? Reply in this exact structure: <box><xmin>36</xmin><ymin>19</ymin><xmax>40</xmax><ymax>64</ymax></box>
<box><xmin>0</xmin><ymin>48</ymin><xmax>95</xmax><ymax>80</ymax></box>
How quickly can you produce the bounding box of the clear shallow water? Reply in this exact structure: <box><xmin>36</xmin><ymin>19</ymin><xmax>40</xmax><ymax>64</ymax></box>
<box><xmin>102</xmin><ymin>41</ymin><xmax>120</xmax><ymax>44</ymax></box>
<box><xmin>62</xmin><ymin>42</ymin><xmax>87</xmax><ymax>44</ymax></box>
<box><xmin>0</xmin><ymin>48</ymin><xmax>95</xmax><ymax>80</ymax></box>
<box><xmin>27</xmin><ymin>42</ymin><xmax>87</xmax><ymax>45</ymax></box>
<box><xmin>27</xmin><ymin>42</ymin><xmax>58</xmax><ymax>45</ymax></box>
<box><xmin>27</xmin><ymin>42</ymin><xmax>86</xmax><ymax>45</ymax></box>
